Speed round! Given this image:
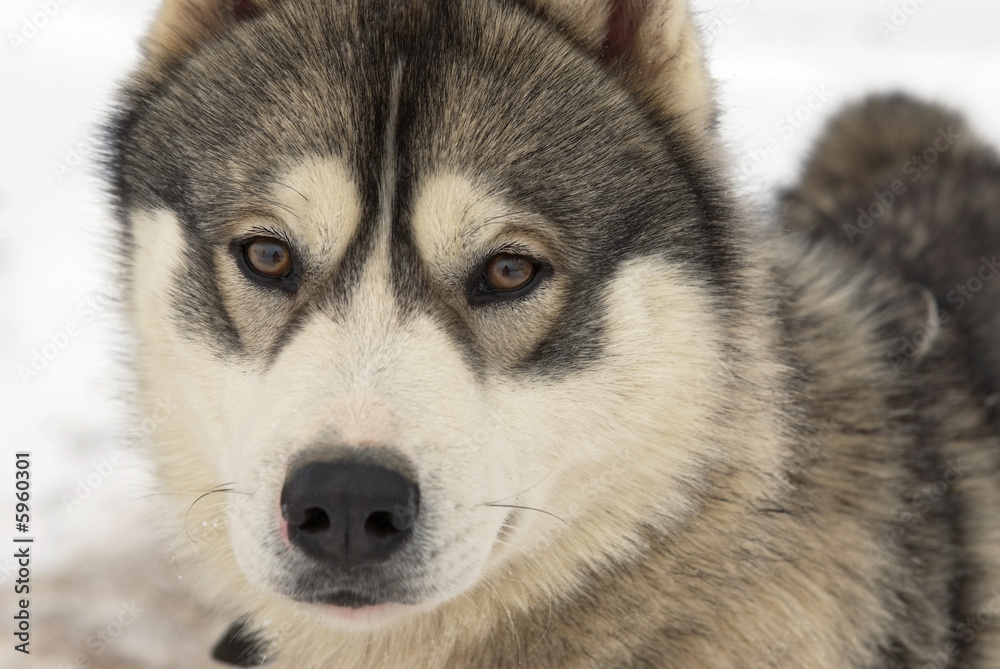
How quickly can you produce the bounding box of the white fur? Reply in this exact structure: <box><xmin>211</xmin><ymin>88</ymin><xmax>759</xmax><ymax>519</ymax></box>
<box><xmin>129</xmin><ymin>152</ymin><xmax>769</xmax><ymax>668</ymax></box>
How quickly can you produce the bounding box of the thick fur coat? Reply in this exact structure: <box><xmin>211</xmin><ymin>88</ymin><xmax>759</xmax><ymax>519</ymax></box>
<box><xmin>104</xmin><ymin>0</ymin><xmax>1000</xmax><ymax>666</ymax></box>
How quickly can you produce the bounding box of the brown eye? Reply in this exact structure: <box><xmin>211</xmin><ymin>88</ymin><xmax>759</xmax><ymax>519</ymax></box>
<box><xmin>469</xmin><ymin>253</ymin><xmax>547</xmax><ymax>306</ymax></box>
<box><xmin>245</xmin><ymin>237</ymin><xmax>293</xmax><ymax>278</ymax></box>
<box><xmin>484</xmin><ymin>254</ymin><xmax>536</xmax><ymax>291</ymax></box>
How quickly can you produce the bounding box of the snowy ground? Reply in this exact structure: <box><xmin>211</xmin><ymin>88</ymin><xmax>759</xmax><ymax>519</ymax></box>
<box><xmin>1</xmin><ymin>0</ymin><xmax>999</xmax><ymax>667</ymax></box>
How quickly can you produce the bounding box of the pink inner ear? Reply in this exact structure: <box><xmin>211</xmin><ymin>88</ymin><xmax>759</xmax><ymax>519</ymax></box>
<box><xmin>602</xmin><ymin>0</ymin><xmax>642</xmax><ymax>62</ymax></box>
<box><xmin>230</xmin><ymin>0</ymin><xmax>259</xmax><ymax>20</ymax></box>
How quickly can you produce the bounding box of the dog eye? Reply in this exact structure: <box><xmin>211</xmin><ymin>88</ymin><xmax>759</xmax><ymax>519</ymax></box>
<box><xmin>485</xmin><ymin>254</ymin><xmax>536</xmax><ymax>291</ymax></box>
<box><xmin>469</xmin><ymin>253</ymin><xmax>544</xmax><ymax>305</ymax></box>
<box><xmin>244</xmin><ymin>238</ymin><xmax>293</xmax><ymax>278</ymax></box>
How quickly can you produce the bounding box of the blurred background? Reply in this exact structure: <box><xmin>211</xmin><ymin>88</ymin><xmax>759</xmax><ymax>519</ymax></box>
<box><xmin>1</xmin><ymin>0</ymin><xmax>999</xmax><ymax>666</ymax></box>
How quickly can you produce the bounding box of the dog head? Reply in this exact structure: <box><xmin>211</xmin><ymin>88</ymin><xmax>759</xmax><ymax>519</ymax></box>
<box><xmin>111</xmin><ymin>0</ymin><xmax>758</xmax><ymax>635</ymax></box>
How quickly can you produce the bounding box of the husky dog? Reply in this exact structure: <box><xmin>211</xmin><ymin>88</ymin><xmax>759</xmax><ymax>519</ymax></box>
<box><xmin>107</xmin><ymin>0</ymin><xmax>1000</xmax><ymax>666</ymax></box>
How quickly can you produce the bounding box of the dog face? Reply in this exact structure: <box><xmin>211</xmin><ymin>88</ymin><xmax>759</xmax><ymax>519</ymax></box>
<box><xmin>113</xmin><ymin>0</ymin><xmax>743</xmax><ymax>631</ymax></box>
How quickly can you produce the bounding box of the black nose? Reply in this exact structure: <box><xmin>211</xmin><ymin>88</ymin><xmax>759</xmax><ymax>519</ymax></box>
<box><xmin>280</xmin><ymin>462</ymin><xmax>419</xmax><ymax>565</ymax></box>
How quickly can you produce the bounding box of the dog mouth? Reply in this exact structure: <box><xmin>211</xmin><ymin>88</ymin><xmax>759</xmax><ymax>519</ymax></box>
<box><xmin>305</xmin><ymin>589</ymin><xmax>385</xmax><ymax>609</ymax></box>
<box><xmin>270</xmin><ymin>502</ymin><xmax>519</xmax><ymax>615</ymax></box>
<box><xmin>285</xmin><ymin>570</ymin><xmax>421</xmax><ymax>610</ymax></box>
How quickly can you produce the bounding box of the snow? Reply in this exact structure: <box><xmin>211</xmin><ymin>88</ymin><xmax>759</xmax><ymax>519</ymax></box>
<box><xmin>697</xmin><ymin>0</ymin><xmax>1000</xmax><ymax>193</ymax></box>
<box><xmin>1</xmin><ymin>0</ymin><xmax>165</xmax><ymax>584</ymax></box>
<box><xmin>0</xmin><ymin>0</ymin><xmax>998</xmax><ymax>658</ymax></box>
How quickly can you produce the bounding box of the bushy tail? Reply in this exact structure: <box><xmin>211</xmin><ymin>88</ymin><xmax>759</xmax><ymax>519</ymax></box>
<box><xmin>780</xmin><ymin>94</ymin><xmax>1000</xmax><ymax>395</ymax></box>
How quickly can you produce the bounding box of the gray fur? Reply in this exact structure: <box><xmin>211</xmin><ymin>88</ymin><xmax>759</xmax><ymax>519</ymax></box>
<box><xmin>108</xmin><ymin>1</ymin><xmax>1000</xmax><ymax>667</ymax></box>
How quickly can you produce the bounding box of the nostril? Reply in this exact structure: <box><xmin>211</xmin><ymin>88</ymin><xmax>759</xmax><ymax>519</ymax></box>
<box><xmin>299</xmin><ymin>507</ymin><xmax>330</xmax><ymax>534</ymax></box>
<box><xmin>365</xmin><ymin>511</ymin><xmax>413</xmax><ymax>539</ymax></box>
<box><xmin>364</xmin><ymin>511</ymin><xmax>400</xmax><ymax>538</ymax></box>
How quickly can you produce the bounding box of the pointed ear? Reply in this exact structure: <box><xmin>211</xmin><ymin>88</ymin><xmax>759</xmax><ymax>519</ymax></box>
<box><xmin>525</xmin><ymin>0</ymin><xmax>715</xmax><ymax>134</ymax></box>
<box><xmin>144</xmin><ymin>0</ymin><xmax>273</xmax><ymax>66</ymax></box>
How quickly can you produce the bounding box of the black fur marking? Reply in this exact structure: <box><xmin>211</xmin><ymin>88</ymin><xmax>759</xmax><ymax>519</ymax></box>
<box><xmin>108</xmin><ymin>0</ymin><xmax>744</xmax><ymax>374</ymax></box>
<box><xmin>230</xmin><ymin>0</ymin><xmax>260</xmax><ymax>21</ymax></box>
<box><xmin>866</xmin><ymin>637</ymin><xmax>907</xmax><ymax>669</ymax></box>
<box><xmin>890</xmin><ymin>390</ymin><xmax>967</xmax><ymax>664</ymax></box>
<box><xmin>211</xmin><ymin>618</ymin><xmax>271</xmax><ymax>666</ymax></box>
<box><xmin>171</xmin><ymin>222</ymin><xmax>244</xmax><ymax>354</ymax></box>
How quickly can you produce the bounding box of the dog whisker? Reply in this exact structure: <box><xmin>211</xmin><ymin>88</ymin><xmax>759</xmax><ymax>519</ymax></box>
<box><xmin>480</xmin><ymin>503</ymin><xmax>568</xmax><ymax>526</ymax></box>
<box><xmin>183</xmin><ymin>484</ymin><xmax>247</xmax><ymax>543</ymax></box>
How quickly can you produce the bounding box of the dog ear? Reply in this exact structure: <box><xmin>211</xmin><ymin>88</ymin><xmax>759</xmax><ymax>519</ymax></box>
<box><xmin>525</xmin><ymin>0</ymin><xmax>715</xmax><ymax>134</ymax></box>
<box><xmin>144</xmin><ymin>0</ymin><xmax>274</xmax><ymax>66</ymax></box>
